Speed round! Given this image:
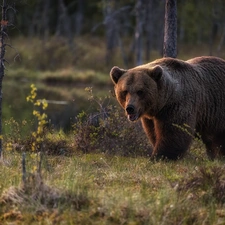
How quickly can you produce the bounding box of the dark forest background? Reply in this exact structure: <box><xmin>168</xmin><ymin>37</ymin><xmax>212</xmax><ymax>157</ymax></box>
<box><xmin>9</xmin><ymin>0</ymin><xmax>225</xmax><ymax>68</ymax></box>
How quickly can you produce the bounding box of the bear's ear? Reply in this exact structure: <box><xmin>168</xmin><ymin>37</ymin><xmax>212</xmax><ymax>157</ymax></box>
<box><xmin>149</xmin><ymin>66</ymin><xmax>163</xmax><ymax>82</ymax></box>
<box><xmin>110</xmin><ymin>66</ymin><xmax>127</xmax><ymax>84</ymax></box>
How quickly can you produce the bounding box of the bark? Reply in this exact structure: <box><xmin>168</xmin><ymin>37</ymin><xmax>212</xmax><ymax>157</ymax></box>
<box><xmin>135</xmin><ymin>0</ymin><xmax>145</xmax><ymax>66</ymax></box>
<box><xmin>56</xmin><ymin>0</ymin><xmax>74</xmax><ymax>51</ymax></box>
<box><xmin>75</xmin><ymin>0</ymin><xmax>84</xmax><ymax>36</ymax></box>
<box><xmin>217</xmin><ymin>23</ymin><xmax>225</xmax><ymax>54</ymax></box>
<box><xmin>163</xmin><ymin>0</ymin><xmax>177</xmax><ymax>58</ymax></box>
<box><xmin>0</xmin><ymin>0</ymin><xmax>7</xmax><ymax>158</ymax></box>
<box><xmin>42</xmin><ymin>0</ymin><xmax>50</xmax><ymax>41</ymax></box>
<box><xmin>103</xmin><ymin>0</ymin><xmax>118</xmax><ymax>65</ymax></box>
<box><xmin>56</xmin><ymin>0</ymin><xmax>71</xmax><ymax>37</ymax></box>
<box><xmin>29</xmin><ymin>3</ymin><xmax>40</xmax><ymax>37</ymax></box>
<box><xmin>145</xmin><ymin>0</ymin><xmax>153</xmax><ymax>61</ymax></box>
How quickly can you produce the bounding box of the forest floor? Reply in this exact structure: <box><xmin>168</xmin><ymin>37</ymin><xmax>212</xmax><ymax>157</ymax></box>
<box><xmin>1</xmin><ymin>150</ymin><xmax>225</xmax><ymax>224</ymax></box>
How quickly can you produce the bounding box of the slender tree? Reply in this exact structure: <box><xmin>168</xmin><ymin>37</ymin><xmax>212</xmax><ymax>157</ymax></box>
<box><xmin>56</xmin><ymin>0</ymin><xmax>71</xmax><ymax>37</ymax></box>
<box><xmin>74</xmin><ymin>0</ymin><xmax>84</xmax><ymax>36</ymax></box>
<box><xmin>0</xmin><ymin>0</ymin><xmax>8</xmax><ymax>158</ymax></box>
<box><xmin>42</xmin><ymin>0</ymin><xmax>50</xmax><ymax>42</ymax></box>
<box><xmin>135</xmin><ymin>0</ymin><xmax>145</xmax><ymax>66</ymax></box>
<box><xmin>103</xmin><ymin>0</ymin><xmax>118</xmax><ymax>65</ymax></box>
<box><xmin>145</xmin><ymin>0</ymin><xmax>153</xmax><ymax>61</ymax></box>
<box><xmin>163</xmin><ymin>0</ymin><xmax>177</xmax><ymax>58</ymax></box>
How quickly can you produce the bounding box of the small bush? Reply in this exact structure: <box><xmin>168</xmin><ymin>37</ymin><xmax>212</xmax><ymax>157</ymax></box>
<box><xmin>73</xmin><ymin>90</ymin><xmax>151</xmax><ymax>156</ymax></box>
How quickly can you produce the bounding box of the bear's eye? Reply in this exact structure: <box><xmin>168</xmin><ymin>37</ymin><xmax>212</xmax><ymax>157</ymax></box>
<box><xmin>137</xmin><ymin>90</ymin><xmax>144</xmax><ymax>97</ymax></box>
<box><xmin>120</xmin><ymin>90</ymin><xmax>127</xmax><ymax>99</ymax></box>
<box><xmin>122</xmin><ymin>90</ymin><xmax>127</xmax><ymax>96</ymax></box>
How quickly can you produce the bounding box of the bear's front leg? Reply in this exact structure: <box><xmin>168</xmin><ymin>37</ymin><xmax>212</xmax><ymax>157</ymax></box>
<box><xmin>151</xmin><ymin>139</ymin><xmax>191</xmax><ymax>160</ymax></box>
<box><xmin>142</xmin><ymin>118</ymin><xmax>194</xmax><ymax>160</ymax></box>
<box><xmin>141</xmin><ymin>118</ymin><xmax>157</xmax><ymax>146</ymax></box>
<box><xmin>154</xmin><ymin>124</ymin><xmax>194</xmax><ymax>160</ymax></box>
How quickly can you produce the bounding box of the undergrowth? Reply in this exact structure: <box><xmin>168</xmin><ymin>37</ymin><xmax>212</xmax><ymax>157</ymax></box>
<box><xmin>73</xmin><ymin>87</ymin><xmax>151</xmax><ymax>157</ymax></box>
<box><xmin>177</xmin><ymin>165</ymin><xmax>225</xmax><ymax>204</ymax></box>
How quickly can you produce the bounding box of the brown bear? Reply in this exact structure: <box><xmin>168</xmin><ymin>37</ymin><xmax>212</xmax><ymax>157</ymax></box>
<box><xmin>110</xmin><ymin>56</ymin><xmax>225</xmax><ymax>160</ymax></box>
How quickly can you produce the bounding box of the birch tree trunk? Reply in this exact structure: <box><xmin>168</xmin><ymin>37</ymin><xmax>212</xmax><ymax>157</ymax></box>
<box><xmin>103</xmin><ymin>0</ymin><xmax>118</xmax><ymax>65</ymax></box>
<box><xmin>145</xmin><ymin>0</ymin><xmax>153</xmax><ymax>61</ymax></box>
<box><xmin>135</xmin><ymin>0</ymin><xmax>144</xmax><ymax>66</ymax></box>
<box><xmin>163</xmin><ymin>0</ymin><xmax>177</xmax><ymax>58</ymax></box>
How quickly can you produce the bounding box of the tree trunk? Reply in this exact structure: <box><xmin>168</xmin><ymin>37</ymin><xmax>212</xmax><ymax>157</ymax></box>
<box><xmin>145</xmin><ymin>0</ymin><xmax>153</xmax><ymax>61</ymax></box>
<box><xmin>217</xmin><ymin>23</ymin><xmax>225</xmax><ymax>54</ymax></box>
<box><xmin>42</xmin><ymin>0</ymin><xmax>50</xmax><ymax>42</ymax></box>
<box><xmin>0</xmin><ymin>0</ymin><xmax>7</xmax><ymax>158</ymax></box>
<box><xmin>135</xmin><ymin>0</ymin><xmax>144</xmax><ymax>66</ymax></box>
<box><xmin>29</xmin><ymin>2</ymin><xmax>40</xmax><ymax>37</ymax></box>
<box><xmin>75</xmin><ymin>0</ymin><xmax>84</xmax><ymax>36</ymax></box>
<box><xmin>56</xmin><ymin>0</ymin><xmax>74</xmax><ymax>51</ymax></box>
<box><xmin>163</xmin><ymin>0</ymin><xmax>177</xmax><ymax>58</ymax></box>
<box><xmin>103</xmin><ymin>0</ymin><xmax>118</xmax><ymax>65</ymax></box>
<box><xmin>56</xmin><ymin>0</ymin><xmax>71</xmax><ymax>37</ymax></box>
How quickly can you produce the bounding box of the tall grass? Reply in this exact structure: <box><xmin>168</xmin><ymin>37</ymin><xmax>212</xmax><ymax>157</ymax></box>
<box><xmin>1</xmin><ymin>151</ymin><xmax>225</xmax><ymax>224</ymax></box>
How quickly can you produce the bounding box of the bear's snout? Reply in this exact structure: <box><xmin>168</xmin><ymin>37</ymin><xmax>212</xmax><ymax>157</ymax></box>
<box><xmin>126</xmin><ymin>105</ymin><xmax>135</xmax><ymax>114</ymax></box>
<box><xmin>126</xmin><ymin>105</ymin><xmax>139</xmax><ymax>121</ymax></box>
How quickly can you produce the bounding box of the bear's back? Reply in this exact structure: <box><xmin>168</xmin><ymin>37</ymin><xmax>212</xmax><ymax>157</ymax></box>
<box><xmin>186</xmin><ymin>56</ymin><xmax>225</xmax><ymax>85</ymax></box>
<box><xmin>151</xmin><ymin>57</ymin><xmax>225</xmax><ymax>127</ymax></box>
<box><xmin>150</xmin><ymin>56</ymin><xmax>225</xmax><ymax>84</ymax></box>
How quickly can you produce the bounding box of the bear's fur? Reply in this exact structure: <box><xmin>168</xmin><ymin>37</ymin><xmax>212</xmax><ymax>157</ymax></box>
<box><xmin>110</xmin><ymin>56</ymin><xmax>225</xmax><ymax>160</ymax></box>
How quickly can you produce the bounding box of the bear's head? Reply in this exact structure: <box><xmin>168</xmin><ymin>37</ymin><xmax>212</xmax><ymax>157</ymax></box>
<box><xmin>110</xmin><ymin>65</ymin><xmax>165</xmax><ymax>121</ymax></box>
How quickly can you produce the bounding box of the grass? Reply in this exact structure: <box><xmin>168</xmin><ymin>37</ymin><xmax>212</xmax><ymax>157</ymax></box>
<box><xmin>1</xmin><ymin>150</ymin><xmax>225</xmax><ymax>224</ymax></box>
<box><xmin>6</xmin><ymin>67</ymin><xmax>111</xmax><ymax>87</ymax></box>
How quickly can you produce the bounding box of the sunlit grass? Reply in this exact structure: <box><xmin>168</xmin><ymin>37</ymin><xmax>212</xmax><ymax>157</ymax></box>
<box><xmin>6</xmin><ymin>67</ymin><xmax>110</xmax><ymax>86</ymax></box>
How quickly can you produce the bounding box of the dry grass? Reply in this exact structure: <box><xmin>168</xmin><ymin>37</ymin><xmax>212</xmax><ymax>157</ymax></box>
<box><xmin>0</xmin><ymin>172</ymin><xmax>89</xmax><ymax>211</ymax></box>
